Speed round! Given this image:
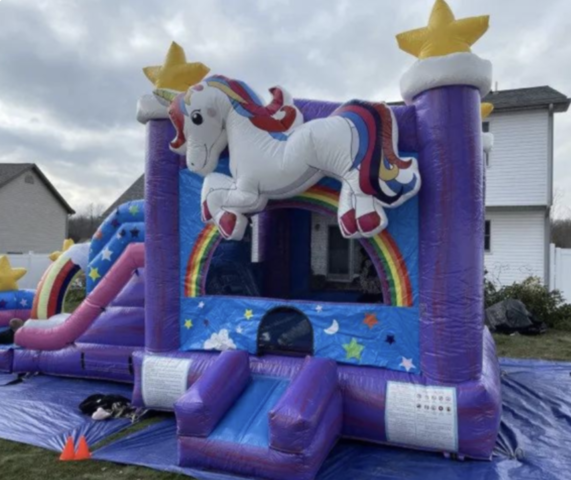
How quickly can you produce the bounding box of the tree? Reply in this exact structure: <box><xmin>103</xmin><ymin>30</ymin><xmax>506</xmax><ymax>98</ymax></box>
<box><xmin>68</xmin><ymin>203</ymin><xmax>105</xmax><ymax>242</ymax></box>
<box><xmin>552</xmin><ymin>218</ymin><xmax>571</xmax><ymax>248</ymax></box>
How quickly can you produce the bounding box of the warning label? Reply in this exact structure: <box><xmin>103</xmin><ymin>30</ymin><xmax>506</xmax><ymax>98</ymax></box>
<box><xmin>385</xmin><ymin>381</ymin><xmax>458</xmax><ymax>452</ymax></box>
<box><xmin>142</xmin><ymin>356</ymin><xmax>192</xmax><ymax>410</ymax></box>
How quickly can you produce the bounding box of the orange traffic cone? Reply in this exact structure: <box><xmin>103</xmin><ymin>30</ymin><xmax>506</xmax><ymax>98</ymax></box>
<box><xmin>75</xmin><ymin>435</ymin><xmax>91</xmax><ymax>460</ymax></box>
<box><xmin>59</xmin><ymin>436</ymin><xmax>75</xmax><ymax>461</ymax></box>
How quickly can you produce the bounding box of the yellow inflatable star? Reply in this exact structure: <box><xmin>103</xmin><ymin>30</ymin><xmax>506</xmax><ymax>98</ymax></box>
<box><xmin>49</xmin><ymin>238</ymin><xmax>75</xmax><ymax>262</ymax></box>
<box><xmin>481</xmin><ymin>102</ymin><xmax>494</xmax><ymax>119</ymax></box>
<box><xmin>143</xmin><ymin>41</ymin><xmax>210</xmax><ymax>92</ymax></box>
<box><xmin>396</xmin><ymin>0</ymin><xmax>489</xmax><ymax>59</ymax></box>
<box><xmin>0</xmin><ymin>256</ymin><xmax>27</xmax><ymax>292</ymax></box>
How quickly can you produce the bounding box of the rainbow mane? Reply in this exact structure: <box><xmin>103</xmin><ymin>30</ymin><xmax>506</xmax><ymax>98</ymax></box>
<box><xmin>206</xmin><ymin>75</ymin><xmax>298</xmax><ymax>138</ymax></box>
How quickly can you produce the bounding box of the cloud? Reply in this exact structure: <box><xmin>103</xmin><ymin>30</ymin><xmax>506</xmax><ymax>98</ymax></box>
<box><xmin>0</xmin><ymin>0</ymin><xmax>569</xmax><ymax>216</ymax></box>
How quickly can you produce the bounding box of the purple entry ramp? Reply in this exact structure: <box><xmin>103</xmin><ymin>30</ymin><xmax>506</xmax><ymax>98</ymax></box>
<box><xmin>176</xmin><ymin>355</ymin><xmax>342</xmax><ymax>480</ymax></box>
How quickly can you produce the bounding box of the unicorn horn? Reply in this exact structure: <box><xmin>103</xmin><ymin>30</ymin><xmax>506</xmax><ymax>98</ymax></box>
<box><xmin>153</xmin><ymin>88</ymin><xmax>180</xmax><ymax>106</ymax></box>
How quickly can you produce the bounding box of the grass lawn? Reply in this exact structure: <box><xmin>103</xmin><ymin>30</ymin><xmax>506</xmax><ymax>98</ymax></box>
<box><xmin>493</xmin><ymin>328</ymin><xmax>571</xmax><ymax>362</ymax></box>
<box><xmin>0</xmin><ymin>330</ymin><xmax>569</xmax><ymax>479</ymax></box>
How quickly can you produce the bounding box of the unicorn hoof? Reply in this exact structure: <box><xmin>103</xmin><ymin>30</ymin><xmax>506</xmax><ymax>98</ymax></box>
<box><xmin>202</xmin><ymin>201</ymin><xmax>212</xmax><ymax>222</ymax></box>
<box><xmin>340</xmin><ymin>210</ymin><xmax>358</xmax><ymax>238</ymax></box>
<box><xmin>217</xmin><ymin>212</ymin><xmax>248</xmax><ymax>241</ymax></box>
<box><xmin>357</xmin><ymin>212</ymin><xmax>382</xmax><ymax>236</ymax></box>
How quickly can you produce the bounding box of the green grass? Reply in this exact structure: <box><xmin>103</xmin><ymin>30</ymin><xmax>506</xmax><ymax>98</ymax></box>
<box><xmin>493</xmin><ymin>328</ymin><xmax>571</xmax><ymax>362</ymax></box>
<box><xmin>1</xmin><ymin>331</ymin><xmax>570</xmax><ymax>479</ymax></box>
<box><xmin>0</xmin><ymin>415</ymin><xmax>191</xmax><ymax>480</ymax></box>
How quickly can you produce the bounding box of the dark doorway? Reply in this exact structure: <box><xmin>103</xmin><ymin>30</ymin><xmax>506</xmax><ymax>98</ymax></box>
<box><xmin>257</xmin><ymin>307</ymin><xmax>313</xmax><ymax>357</ymax></box>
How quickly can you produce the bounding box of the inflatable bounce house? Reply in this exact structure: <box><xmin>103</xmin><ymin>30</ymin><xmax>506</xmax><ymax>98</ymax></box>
<box><xmin>4</xmin><ymin>1</ymin><xmax>501</xmax><ymax>478</ymax></box>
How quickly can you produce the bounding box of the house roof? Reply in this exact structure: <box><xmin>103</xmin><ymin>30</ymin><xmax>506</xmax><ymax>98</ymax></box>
<box><xmin>483</xmin><ymin>86</ymin><xmax>570</xmax><ymax>113</ymax></box>
<box><xmin>0</xmin><ymin>163</ymin><xmax>75</xmax><ymax>214</ymax></box>
<box><xmin>102</xmin><ymin>173</ymin><xmax>144</xmax><ymax>219</ymax></box>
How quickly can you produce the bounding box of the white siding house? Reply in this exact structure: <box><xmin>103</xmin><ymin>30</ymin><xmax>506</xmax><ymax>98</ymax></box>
<box><xmin>0</xmin><ymin>164</ymin><xmax>74</xmax><ymax>254</ymax></box>
<box><xmin>483</xmin><ymin>86</ymin><xmax>569</xmax><ymax>286</ymax></box>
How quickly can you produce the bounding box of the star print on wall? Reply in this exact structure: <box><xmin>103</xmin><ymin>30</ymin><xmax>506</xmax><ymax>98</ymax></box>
<box><xmin>198</xmin><ymin>301</ymin><xmax>205</xmax><ymax>309</ymax></box>
<box><xmin>184</xmin><ymin>319</ymin><xmax>193</xmax><ymax>329</ymax></box>
<box><xmin>343</xmin><ymin>338</ymin><xmax>364</xmax><ymax>361</ymax></box>
<box><xmin>244</xmin><ymin>309</ymin><xmax>254</xmax><ymax>320</ymax></box>
<box><xmin>88</xmin><ymin>267</ymin><xmax>101</xmax><ymax>282</ymax></box>
<box><xmin>101</xmin><ymin>247</ymin><xmax>113</xmax><ymax>261</ymax></box>
<box><xmin>20</xmin><ymin>299</ymin><xmax>28</xmax><ymax>307</ymax></box>
<box><xmin>385</xmin><ymin>334</ymin><xmax>395</xmax><ymax>345</ymax></box>
<box><xmin>203</xmin><ymin>319</ymin><xmax>210</xmax><ymax>327</ymax></box>
<box><xmin>0</xmin><ymin>300</ymin><xmax>6</xmax><ymax>309</ymax></box>
<box><xmin>111</xmin><ymin>219</ymin><xmax>120</xmax><ymax>228</ymax></box>
<box><xmin>130</xmin><ymin>228</ymin><xmax>140</xmax><ymax>238</ymax></box>
<box><xmin>363</xmin><ymin>313</ymin><xmax>379</xmax><ymax>329</ymax></box>
<box><xmin>400</xmin><ymin>357</ymin><xmax>416</xmax><ymax>372</ymax></box>
<box><xmin>129</xmin><ymin>204</ymin><xmax>140</xmax><ymax>215</ymax></box>
<box><xmin>315</xmin><ymin>305</ymin><xmax>323</xmax><ymax>312</ymax></box>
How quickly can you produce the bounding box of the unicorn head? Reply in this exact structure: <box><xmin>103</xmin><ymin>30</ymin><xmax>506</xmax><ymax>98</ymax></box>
<box><xmin>154</xmin><ymin>83</ymin><xmax>229</xmax><ymax>176</ymax></box>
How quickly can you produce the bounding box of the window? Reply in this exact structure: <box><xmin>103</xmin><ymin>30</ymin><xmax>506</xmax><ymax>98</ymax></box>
<box><xmin>484</xmin><ymin>220</ymin><xmax>491</xmax><ymax>252</ymax></box>
<box><xmin>326</xmin><ymin>226</ymin><xmax>360</xmax><ymax>282</ymax></box>
<box><xmin>24</xmin><ymin>174</ymin><xmax>35</xmax><ymax>184</ymax></box>
<box><xmin>482</xmin><ymin>122</ymin><xmax>490</xmax><ymax>167</ymax></box>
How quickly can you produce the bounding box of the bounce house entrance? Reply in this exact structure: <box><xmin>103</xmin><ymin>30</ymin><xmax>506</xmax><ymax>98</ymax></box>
<box><xmin>257</xmin><ymin>307</ymin><xmax>313</xmax><ymax>356</ymax></box>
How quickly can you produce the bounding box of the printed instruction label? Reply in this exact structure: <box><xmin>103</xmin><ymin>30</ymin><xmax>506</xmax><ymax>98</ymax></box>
<box><xmin>386</xmin><ymin>381</ymin><xmax>458</xmax><ymax>452</ymax></box>
<box><xmin>142</xmin><ymin>356</ymin><xmax>192</xmax><ymax>410</ymax></box>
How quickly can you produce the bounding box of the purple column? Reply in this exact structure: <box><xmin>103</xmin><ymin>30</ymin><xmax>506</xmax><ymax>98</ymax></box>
<box><xmin>415</xmin><ymin>86</ymin><xmax>484</xmax><ymax>384</ymax></box>
<box><xmin>145</xmin><ymin>120</ymin><xmax>180</xmax><ymax>352</ymax></box>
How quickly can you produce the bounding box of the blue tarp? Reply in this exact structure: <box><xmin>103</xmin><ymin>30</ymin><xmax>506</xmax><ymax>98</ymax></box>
<box><xmin>0</xmin><ymin>375</ymin><xmax>132</xmax><ymax>451</ymax></box>
<box><xmin>0</xmin><ymin>359</ymin><xmax>570</xmax><ymax>478</ymax></box>
<box><xmin>93</xmin><ymin>358</ymin><xmax>571</xmax><ymax>479</ymax></box>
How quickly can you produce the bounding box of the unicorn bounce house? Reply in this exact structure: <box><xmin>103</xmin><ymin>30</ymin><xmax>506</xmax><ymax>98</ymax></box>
<box><xmin>6</xmin><ymin>1</ymin><xmax>501</xmax><ymax>478</ymax></box>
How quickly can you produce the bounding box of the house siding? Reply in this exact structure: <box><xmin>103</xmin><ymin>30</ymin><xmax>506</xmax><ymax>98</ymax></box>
<box><xmin>0</xmin><ymin>170</ymin><xmax>68</xmax><ymax>253</ymax></box>
<box><xmin>485</xmin><ymin>209</ymin><xmax>546</xmax><ymax>286</ymax></box>
<box><xmin>485</xmin><ymin>109</ymin><xmax>549</xmax><ymax>207</ymax></box>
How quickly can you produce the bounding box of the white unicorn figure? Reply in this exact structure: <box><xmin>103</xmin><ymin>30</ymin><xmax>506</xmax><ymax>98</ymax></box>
<box><xmin>155</xmin><ymin>75</ymin><xmax>420</xmax><ymax>241</ymax></box>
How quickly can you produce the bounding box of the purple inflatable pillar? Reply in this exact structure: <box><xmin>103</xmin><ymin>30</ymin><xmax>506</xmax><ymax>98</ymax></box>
<box><xmin>416</xmin><ymin>86</ymin><xmax>484</xmax><ymax>384</ymax></box>
<box><xmin>145</xmin><ymin>120</ymin><xmax>180</xmax><ymax>352</ymax></box>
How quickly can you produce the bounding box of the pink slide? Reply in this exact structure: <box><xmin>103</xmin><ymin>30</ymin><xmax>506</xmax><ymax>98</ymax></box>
<box><xmin>15</xmin><ymin>244</ymin><xmax>144</xmax><ymax>351</ymax></box>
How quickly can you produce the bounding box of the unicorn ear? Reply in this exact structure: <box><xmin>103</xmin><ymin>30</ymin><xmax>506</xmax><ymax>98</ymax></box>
<box><xmin>153</xmin><ymin>88</ymin><xmax>181</xmax><ymax>106</ymax></box>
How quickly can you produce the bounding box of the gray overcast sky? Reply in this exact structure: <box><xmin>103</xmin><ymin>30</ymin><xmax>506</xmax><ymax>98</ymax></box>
<box><xmin>0</xmin><ymin>0</ymin><xmax>569</xmax><ymax>217</ymax></box>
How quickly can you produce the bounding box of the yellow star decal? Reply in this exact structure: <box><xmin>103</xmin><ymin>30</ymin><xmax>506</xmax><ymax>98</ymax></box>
<box><xmin>0</xmin><ymin>256</ymin><xmax>27</xmax><ymax>292</ymax></box>
<box><xmin>343</xmin><ymin>338</ymin><xmax>364</xmax><ymax>361</ymax></box>
<box><xmin>88</xmin><ymin>267</ymin><xmax>101</xmax><ymax>282</ymax></box>
<box><xmin>49</xmin><ymin>238</ymin><xmax>75</xmax><ymax>262</ymax></box>
<box><xmin>244</xmin><ymin>309</ymin><xmax>254</xmax><ymax>320</ymax></box>
<box><xmin>481</xmin><ymin>102</ymin><xmax>494</xmax><ymax>119</ymax></box>
<box><xmin>143</xmin><ymin>41</ymin><xmax>210</xmax><ymax>92</ymax></box>
<box><xmin>396</xmin><ymin>0</ymin><xmax>489</xmax><ymax>59</ymax></box>
<box><xmin>184</xmin><ymin>319</ymin><xmax>193</xmax><ymax>329</ymax></box>
<box><xmin>128</xmin><ymin>204</ymin><xmax>139</xmax><ymax>216</ymax></box>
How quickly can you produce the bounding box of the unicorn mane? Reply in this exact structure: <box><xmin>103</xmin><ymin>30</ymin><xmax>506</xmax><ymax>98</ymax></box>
<box><xmin>205</xmin><ymin>75</ymin><xmax>299</xmax><ymax>137</ymax></box>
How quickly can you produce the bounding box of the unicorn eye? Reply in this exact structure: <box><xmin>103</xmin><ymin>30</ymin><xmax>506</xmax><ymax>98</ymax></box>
<box><xmin>191</xmin><ymin>110</ymin><xmax>203</xmax><ymax>125</ymax></box>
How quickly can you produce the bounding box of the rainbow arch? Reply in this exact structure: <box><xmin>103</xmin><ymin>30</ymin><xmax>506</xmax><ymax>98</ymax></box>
<box><xmin>32</xmin><ymin>254</ymin><xmax>81</xmax><ymax>319</ymax></box>
<box><xmin>184</xmin><ymin>185</ymin><xmax>414</xmax><ymax>306</ymax></box>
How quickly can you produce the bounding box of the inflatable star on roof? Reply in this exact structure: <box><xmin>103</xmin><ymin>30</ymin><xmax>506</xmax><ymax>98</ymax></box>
<box><xmin>481</xmin><ymin>102</ymin><xmax>494</xmax><ymax>119</ymax></box>
<box><xmin>143</xmin><ymin>41</ymin><xmax>210</xmax><ymax>92</ymax></box>
<box><xmin>49</xmin><ymin>238</ymin><xmax>75</xmax><ymax>262</ymax></box>
<box><xmin>396</xmin><ymin>0</ymin><xmax>489</xmax><ymax>59</ymax></box>
<box><xmin>0</xmin><ymin>255</ymin><xmax>27</xmax><ymax>292</ymax></box>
